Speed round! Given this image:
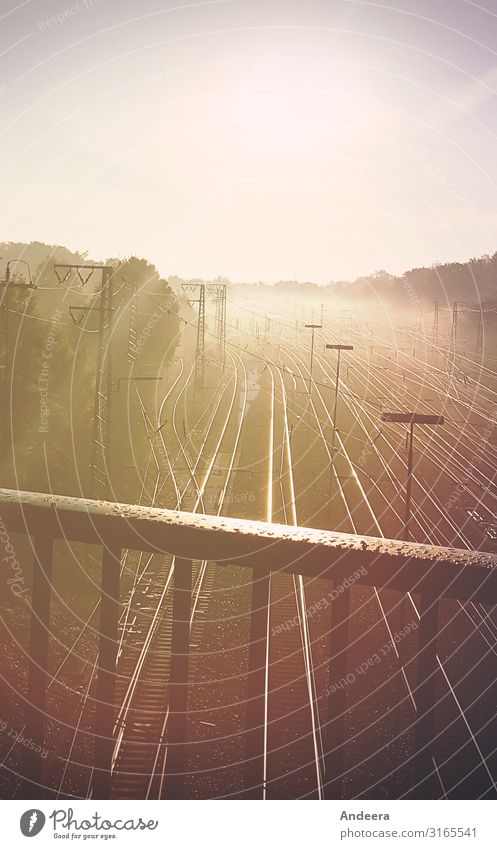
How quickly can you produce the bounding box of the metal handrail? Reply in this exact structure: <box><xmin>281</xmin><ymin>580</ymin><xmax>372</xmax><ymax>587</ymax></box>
<box><xmin>1</xmin><ymin>487</ymin><xmax>496</xmax><ymax>801</ymax></box>
<box><xmin>0</xmin><ymin>488</ymin><xmax>495</xmax><ymax>599</ymax></box>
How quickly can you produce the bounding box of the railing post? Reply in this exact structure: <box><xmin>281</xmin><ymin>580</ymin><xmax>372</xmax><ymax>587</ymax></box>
<box><xmin>244</xmin><ymin>568</ymin><xmax>270</xmax><ymax>799</ymax></box>
<box><xmin>414</xmin><ymin>593</ymin><xmax>439</xmax><ymax>797</ymax></box>
<box><xmin>22</xmin><ymin>533</ymin><xmax>54</xmax><ymax>798</ymax></box>
<box><xmin>164</xmin><ymin>556</ymin><xmax>192</xmax><ymax>799</ymax></box>
<box><xmin>324</xmin><ymin>583</ymin><xmax>350</xmax><ymax>799</ymax></box>
<box><xmin>93</xmin><ymin>540</ymin><xmax>121</xmax><ymax>799</ymax></box>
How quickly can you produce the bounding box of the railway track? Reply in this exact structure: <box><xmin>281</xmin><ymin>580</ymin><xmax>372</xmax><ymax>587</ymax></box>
<box><xmin>110</xmin><ymin>348</ymin><xmax>250</xmax><ymax>798</ymax></box>
<box><xmin>18</xmin><ymin>301</ymin><xmax>496</xmax><ymax>801</ymax></box>
<box><xmin>249</xmin><ymin>362</ymin><xmax>324</xmax><ymax>799</ymax></box>
<box><xmin>27</xmin><ymin>349</ymin><xmax>237</xmax><ymax>798</ymax></box>
<box><xmin>268</xmin><ymin>326</ymin><xmax>497</xmax><ymax>798</ymax></box>
<box><xmin>223</xmin><ymin>312</ymin><xmax>494</xmax><ymax>793</ymax></box>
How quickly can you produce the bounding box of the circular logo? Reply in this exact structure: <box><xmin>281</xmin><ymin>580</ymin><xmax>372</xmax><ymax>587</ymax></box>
<box><xmin>19</xmin><ymin>810</ymin><xmax>46</xmax><ymax>837</ymax></box>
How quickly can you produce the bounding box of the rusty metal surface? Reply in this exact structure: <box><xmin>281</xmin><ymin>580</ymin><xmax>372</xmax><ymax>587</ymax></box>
<box><xmin>0</xmin><ymin>488</ymin><xmax>495</xmax><ymax>601</ymax></box>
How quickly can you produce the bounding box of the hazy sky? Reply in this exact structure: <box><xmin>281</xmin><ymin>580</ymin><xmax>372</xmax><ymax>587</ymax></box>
<box><xmin>1</xmin><ymin>0</ymin><xmax>497</xmax><ymax>282</ymax></box>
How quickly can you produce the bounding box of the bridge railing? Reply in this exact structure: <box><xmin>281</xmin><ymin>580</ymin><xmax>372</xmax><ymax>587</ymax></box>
<box><xmin>1</xmin><ymin>488</ymin><xmax>496</xmax><ymax>799</ymax></box>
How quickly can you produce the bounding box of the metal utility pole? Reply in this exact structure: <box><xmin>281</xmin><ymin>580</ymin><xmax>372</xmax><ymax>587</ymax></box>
<box><xmin>0</xmin><ymin>259</ymin><xmax>36</xmax><ymax>380</ymax></box>
<box><xmin>207</xmin><ymin>282</ymin><xmax>227</xmax><ymax>371</ymax></box>
<box><xmin>325</xmin><ymin>344</ymin><xmax>353</xmax><ymax>504</ymax></box>
<box><xmin>381</xmin><ymin>412</ymin><xmax>444</xmax><ymax>540</ymax></box>
<box><xmin>475</xmin><ymin>301</ymin><xmax>497</xmax><ymax>358</ymax></box>
<box><xmin>476</xmin><ymin>302</ymin><xmax>484</xmax><ymax>358</ymax></box>
<box><xmin>182</xmin><ymin>282</ymin><xmax>206</xmax><ymax>396</ymax></box>
<box><xmin>475</xmin><ymin>301</ymin><xmax>497</xmax><ymax>359</ymax></box>
<box><xmin>450</xmin><ymin>301</ymin><xmax>459</xmax><ymax>358</ymax></box>
<box><xmin>264</xmin><ymin>315</ymin><xmax>270</xmax><ymax>341</ymax></box>
<box><xmin>432</xmin><ymin>301</ymin><xmax>439</xmax><ymax>350</ymax></box>
<box><xmin>93</xmin><ymin>266</ymin><xmax>114</xmax><ymax>501</ymax></box>
<box><xmin>54</xmin><ymin>263</ymin><xmax>114</xmax><ymax>500</ymax></box>
<box><xmin>127</xmin><ymin>278</ymin><xmax>138</xmax><ymax>365</ymax></box>
<box><xmin>304</xmin><ymin>324</ymin><xmax>322</xmax><ymax>394</ymax></box>
<box><xmin>0</xmin><ymin>260</ymin><xmax>36</xmax><ymax>453</ymax></box>
<box><xmin>196</xmin><ymin>284</ymin><xmax>206</xmax><ymax>392</ymax></box>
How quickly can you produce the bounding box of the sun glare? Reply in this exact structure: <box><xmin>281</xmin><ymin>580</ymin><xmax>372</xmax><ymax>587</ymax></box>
<box><xmin>233</xmin><ymin>55</ymin><xmax>350</xmax><ymax>153</ymax></box>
